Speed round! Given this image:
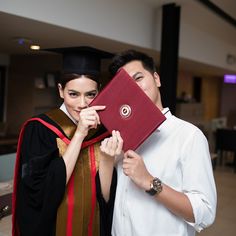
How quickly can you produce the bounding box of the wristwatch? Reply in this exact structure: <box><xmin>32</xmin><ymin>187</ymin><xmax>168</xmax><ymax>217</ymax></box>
<box><xmin>145</xmin><ymin>177</ymin><xmax>163</xmax><ymax>196</ymax></box>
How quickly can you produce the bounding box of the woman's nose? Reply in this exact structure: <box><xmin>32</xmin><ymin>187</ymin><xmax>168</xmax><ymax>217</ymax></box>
<box><xmin>78</xmin><ymin>96</ymin><xmax>88</xmax><ymax>108</ymax></box>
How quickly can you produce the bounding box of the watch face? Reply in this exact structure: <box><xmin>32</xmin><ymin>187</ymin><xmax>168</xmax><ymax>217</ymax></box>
<box><xmin>146</xmin><ymin>178</ymin><xmax>163</xmax><ymax>196</ymax></box>
<box><xmin>152</xmin><ymin>178</ymin><xmax>162</xmax><ymax>193</ymax></box>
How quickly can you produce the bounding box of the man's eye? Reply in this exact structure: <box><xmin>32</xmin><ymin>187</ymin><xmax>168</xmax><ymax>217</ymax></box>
<box><xmin>134</xmin><ymin>76</ymin><xmax>143</xmax><ymax>81</ymax></box>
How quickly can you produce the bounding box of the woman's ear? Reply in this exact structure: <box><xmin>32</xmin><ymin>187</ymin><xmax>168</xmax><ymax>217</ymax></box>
<box><xmin>154</xmin><ymin>72</ymin><xmax>161</xmax><ymax>87</ymax></box>
<box><xmin>58</xmin><ymin>83</ymin><xmax>64</xmax><ymax>99</ymax></box>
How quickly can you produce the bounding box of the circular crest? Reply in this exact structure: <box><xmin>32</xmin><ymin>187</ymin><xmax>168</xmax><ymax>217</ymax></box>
<box><xmin>120</xmin><ymin>104</ymin><xmax>132</xmax><ymax>118</ymax></box>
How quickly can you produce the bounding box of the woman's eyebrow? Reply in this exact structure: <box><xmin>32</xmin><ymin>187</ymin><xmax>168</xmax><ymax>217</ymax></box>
<box><xmin>68</xmin><ymin>89</ymin><xmax>79</xmax><ymax>93</ymax></box>
<box><xmin>85</xmin><ymin>89</ymin><xmax>98</xmax><ymax>93</ymax></box>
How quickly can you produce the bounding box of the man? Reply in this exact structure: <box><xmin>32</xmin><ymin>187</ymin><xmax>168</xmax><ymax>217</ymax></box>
<box><xmin>101</xmin><ymin>49</ymin><xmax>217</xmax><ymax>236</ymax></box>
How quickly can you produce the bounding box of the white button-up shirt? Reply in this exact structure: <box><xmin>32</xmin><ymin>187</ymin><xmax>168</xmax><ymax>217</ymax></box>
<box><xmin>112</xmin><ymin>108</ymin><xmax>217</xmax><ymax>236</ymax></box>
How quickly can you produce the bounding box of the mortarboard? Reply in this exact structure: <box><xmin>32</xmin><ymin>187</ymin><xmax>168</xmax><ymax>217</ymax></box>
<box><xmin>44</xmin><ymin>46</ymin><xmax>113</xmax><ymax>77</ymax></box>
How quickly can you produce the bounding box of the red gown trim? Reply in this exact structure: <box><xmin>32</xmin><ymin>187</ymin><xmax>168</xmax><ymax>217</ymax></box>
<box><xmin>88</xmin><ymin>144</ymin><xmax>97</xmax><ymax>236</ymax></box>
<box><xmin>66</xmin><ymin>172</ymin><xmax>75</xmax><ymax>236</ymax></box>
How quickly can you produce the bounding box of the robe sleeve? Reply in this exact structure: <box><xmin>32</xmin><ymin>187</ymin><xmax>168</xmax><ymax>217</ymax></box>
<box><xmin>17</xmin><ymin>120</ymin><xmax>66</xmax><ymax>235</ymax></box>
<box><xmin>96</xmin><ymin>168</ymin><xmax>117</xmax><ymax>236</ymax></box>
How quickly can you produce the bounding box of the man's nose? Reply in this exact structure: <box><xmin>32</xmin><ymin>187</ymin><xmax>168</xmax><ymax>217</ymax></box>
<box><xmin>137</xmin><ymin>82</ymin><xmax>143</xmax><ymax>90</ymax></box>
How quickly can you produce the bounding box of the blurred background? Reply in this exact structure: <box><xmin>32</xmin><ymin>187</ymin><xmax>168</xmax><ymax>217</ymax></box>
<box><xmin>0</xmin><ymin>0</ymin><xmax>236</xmax><ymax>235</ymax></box>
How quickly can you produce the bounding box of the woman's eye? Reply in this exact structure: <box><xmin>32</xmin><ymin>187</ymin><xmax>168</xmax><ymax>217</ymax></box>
<box><xmin>68</xmin><ymin>92</ymin><xmax>78</xmax><ymax>98</ymax></box>
<box><xmin>86</xmin><ymin>92</ymin><xmax>97</xmax><ymax>98</ymax></box>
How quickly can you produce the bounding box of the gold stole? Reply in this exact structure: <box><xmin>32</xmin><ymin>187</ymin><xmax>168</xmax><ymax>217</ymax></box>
<box><xmin>46</xmin><ymin>109</ymin><xmax>101</xmax><ymax>236</ymax></box>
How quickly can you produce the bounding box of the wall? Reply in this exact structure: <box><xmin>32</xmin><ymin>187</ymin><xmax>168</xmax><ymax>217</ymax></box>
<box><xmin>180</xmin><ymin>0</ymin><xmax>236</xmax><ymax>72</ymax></box>
<box><xmin>177</xmin><ymin>71</ymin><xmax>193</xmax><ymax>98</ymax></box>
<box><xmin>1</xmin><ymin>0</ymin><xmax>236</xmax><ymax>147</ymax></box>
<box><xmin>0</xmin><ymin>0</ymin><xmax>236</xmax><ymax>73</ymax></box>
<box><xmin>0</xmin><ymin>0</ymin><xmax>154</xmax><ymax>50</ymax></box>
<box><xmin>201</xmin><ymin>76</ymin><xmax>222</xmax><ymax>121</ymax></box>
<box><xmin>220</xmin><ymin>82</ymin><xmax>236</xmax><ymax>127</ymax></box>
<box><xmin>6</xmin><ymin>54</ymin><xmax>62</xmax><ymax>135</ymax></box>
<box><xmin>0</xmin><ymin>54</ymin><xmax>10</xmax><ymax>66</ymax></box>
<box><xmin>177</xmin><ymin>71</ymin><xmax>222</xmax><ymax>123</ymax></box>
<box><xmin>5</xmin><ymin>54</ymin><xmax>112</xmax><ymax>135</ymax></box>
<box><xmin>6</xmin><ymin>51</ymin><xmax>224</xmax><ymax>136</ymax></box>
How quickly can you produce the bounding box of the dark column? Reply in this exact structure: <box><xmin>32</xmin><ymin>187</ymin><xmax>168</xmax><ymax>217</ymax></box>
<box><xmin>0</xmin><ymin>66</ymin><xmax>6</xmax><ymax>121</ymax></box>
<box><xmin>159</xmin><ymin>3</ymin><xmax>181</xmax><ymax>114</ymax></box>
<box><xmin>193</xmin><ymin>76</ymin><xmax>202</xmax><ymax>102</ymax></box>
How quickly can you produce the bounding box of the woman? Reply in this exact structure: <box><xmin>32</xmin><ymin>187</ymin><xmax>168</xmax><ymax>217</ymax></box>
<box><xmin>12</xmin><ymin>47</ymin><xmax>122</xmax><ymax>236</ymax></box>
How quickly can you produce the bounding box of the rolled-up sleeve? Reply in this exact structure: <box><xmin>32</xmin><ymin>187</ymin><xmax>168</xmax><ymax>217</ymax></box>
<box><xmin>181</xmin><ymin>129</ymin><xmax>217</xmax><ymax>232</ymax></box>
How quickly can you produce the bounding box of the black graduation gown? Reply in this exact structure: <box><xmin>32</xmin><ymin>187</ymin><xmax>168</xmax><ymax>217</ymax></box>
<box><xmin>15</xmin><ymin>113</ymin><xmax>117</xmax><ymax>236</ymax></box>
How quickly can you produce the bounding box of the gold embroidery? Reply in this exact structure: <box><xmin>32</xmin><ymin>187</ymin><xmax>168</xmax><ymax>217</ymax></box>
<box><xmin>56</xmin><ymin>138</ymin><xmax>67</xmax><ymax>157</ymax></box>
<box><xmin>46</xmin><ymin>109</ymin><xmax>76</xmax><ymax>139</ymax></box>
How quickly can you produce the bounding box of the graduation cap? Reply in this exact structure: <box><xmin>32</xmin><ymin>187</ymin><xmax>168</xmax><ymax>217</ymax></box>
<box><xmin>44</xmin><ymin>46</ymin><xmax>113</xmax><ymax>80</ymax></box>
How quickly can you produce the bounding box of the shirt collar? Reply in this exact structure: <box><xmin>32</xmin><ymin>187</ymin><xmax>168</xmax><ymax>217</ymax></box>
<box><xmin>155</xmin><ymin>107</ymin><xmax>171</xmax><ymax>132</ymax></box>
<box><xmin>59</xmin><ymin>103</ymin><xmax>78</xmax><ymax>125</ymax></box>
<box><xmin>162</xmin><ymin>107</ymin><xmax>171</xmax><ymax>118</ymax></box>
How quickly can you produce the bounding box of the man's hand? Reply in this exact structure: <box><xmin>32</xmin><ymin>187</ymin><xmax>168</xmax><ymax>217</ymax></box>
<box><xmin>123</xmin><ymin>150</ymin><xmax>153</xmax><ymax>191</ymax></box>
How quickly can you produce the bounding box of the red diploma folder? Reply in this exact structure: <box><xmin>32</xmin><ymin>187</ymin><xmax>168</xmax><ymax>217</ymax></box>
<box><xmin>89</xmin><ymin>68</ymin><xmax>166</xmax><ymax>151</ymax></box>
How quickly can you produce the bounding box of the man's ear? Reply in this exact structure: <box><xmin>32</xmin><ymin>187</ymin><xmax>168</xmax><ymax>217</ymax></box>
<box><xmin>154</xmin><ymin>72</ymin><xmax>161</xmax><ymax>87</ymax></box>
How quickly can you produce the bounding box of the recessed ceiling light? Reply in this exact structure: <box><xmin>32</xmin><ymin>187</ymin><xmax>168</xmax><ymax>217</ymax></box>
<box><xmin>30</xmin><ymin>45</ymin><xmax>41</xmax><ymax>50</ymax></box>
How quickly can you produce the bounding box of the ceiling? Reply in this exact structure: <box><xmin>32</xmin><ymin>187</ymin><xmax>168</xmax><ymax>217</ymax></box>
<box><xmin>0</xmin><ymin>0</ymin><xmax>236</xmax><ymax>77</ymax></box>
<box><xmin>144</xmin><ymin>0</ymin><xmax>236</xmax><ymax>20</ymax></box>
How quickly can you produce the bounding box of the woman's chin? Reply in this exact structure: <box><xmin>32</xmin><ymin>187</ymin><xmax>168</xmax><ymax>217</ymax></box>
<box><xmin>71</xmin><ymin>114</ymin><xmax>79</xmax><ymax>123</ymax></box>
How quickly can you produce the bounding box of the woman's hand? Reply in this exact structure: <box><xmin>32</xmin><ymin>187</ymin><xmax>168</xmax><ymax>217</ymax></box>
<box><xmin>99</xmin><ymin>130</ymin><xmax>123</xmax><ymax>202</ymax></box>
<box><xmin>100</xmin><ymin>130</ymin><xmax>123</xmax><ymax>157</ymax></box>
<box><xmin>76</xmin><ymin>105</ymin><xmax>105</xmax><ymax>137</ymax></box>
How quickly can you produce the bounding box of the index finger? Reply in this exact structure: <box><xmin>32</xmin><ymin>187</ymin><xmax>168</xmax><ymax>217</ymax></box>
<box><xmin>90</xmin><ymin>105</ymin><xmax>106</xmax><ymax>111</ymax></box>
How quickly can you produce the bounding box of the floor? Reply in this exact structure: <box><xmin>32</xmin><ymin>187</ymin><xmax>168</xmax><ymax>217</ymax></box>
<box><xmin>197</xmin><ymin>164</ymin><xmax>236</xmax><ymax>236</ymax></box>
<box><xmin>0</xmin><ymin>163</ymin><xmax>235</xmax><ymax>236</ymax></box>
<box><xmin>0</xmin><ymin>215</ymin><xmax>11</xmax><ymax>236</ymax></box>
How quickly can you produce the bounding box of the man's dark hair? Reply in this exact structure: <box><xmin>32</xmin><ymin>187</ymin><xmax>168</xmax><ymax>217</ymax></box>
<box><xmin>109</xmin><ymin>49</ymin><xmax>157</xmax><ymax>76</ymax></box>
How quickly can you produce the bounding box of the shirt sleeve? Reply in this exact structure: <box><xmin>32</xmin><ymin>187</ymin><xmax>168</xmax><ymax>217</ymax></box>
<box><xmin>180</xmin><ymin>128</ymin><xmax>217</xmax><ymax>232</ymax></box>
